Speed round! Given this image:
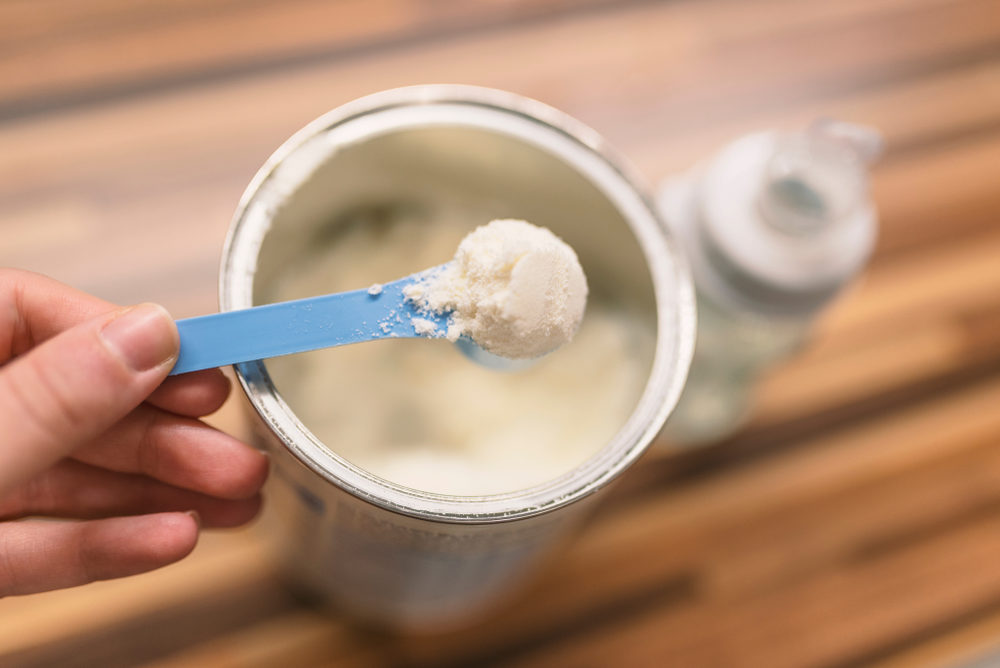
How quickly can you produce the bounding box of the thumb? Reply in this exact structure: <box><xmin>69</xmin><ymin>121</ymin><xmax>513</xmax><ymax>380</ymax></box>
<box><xmin>0</xmin><ymin>303</ymin><xmax>178</xmax><ymax>493</ymax></box>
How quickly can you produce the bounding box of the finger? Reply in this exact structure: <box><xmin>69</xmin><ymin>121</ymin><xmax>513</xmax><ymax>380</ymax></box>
<box><xmin>0</xmin><ymin>460</ymin><xmax>261</xmax><ymax>528</ymax></box>
<box><xmin>74</xmin><ymin>405</ymin><xmax>269</xmax><ymax>500</ymax></box>
<box><xmin>0</xmin><ymin>269</ymin><xmax>228</xmax><ymax>417</ymax></box>
<box><xmin>0</xmin><ymin>303</ymin><xmax>178</xmax><ymax>493</ymax></box>
<box><xmin>0</xmin><ymin>269</ymin><xmax>116</xmax><ymax>362</ymax></box>
<box><xmin>0</xmin><ymin>513</ymin><xmax>198</xmax><ymax>597</ymax></box>
<box><xmin>146</xmin><ymin>368</ymin><xmax>232</xmax><ymax>417</ymax></box>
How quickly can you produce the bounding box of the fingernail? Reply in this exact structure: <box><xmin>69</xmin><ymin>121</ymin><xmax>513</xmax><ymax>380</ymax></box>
<box><xmin>185</xmin><ymin>510</ymin><xmax>202</xmax><ymax>528</ymax></box>
<box><xmin>100</xmin><ymin>303</ymin><xmax>178</xmax><ymax>372</ymax></box>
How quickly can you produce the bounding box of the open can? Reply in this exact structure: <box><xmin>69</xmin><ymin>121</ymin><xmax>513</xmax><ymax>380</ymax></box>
<box><xmin>221</xmin><ymin>85</ymin><xmax>694</xmax><ymax>630</ymax></box>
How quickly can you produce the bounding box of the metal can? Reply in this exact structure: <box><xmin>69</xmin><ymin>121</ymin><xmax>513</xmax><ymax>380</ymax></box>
<box><xmin>221</xmin><ymin>85</ymin><xmax>694</xmax><ymax>630</ymax></box>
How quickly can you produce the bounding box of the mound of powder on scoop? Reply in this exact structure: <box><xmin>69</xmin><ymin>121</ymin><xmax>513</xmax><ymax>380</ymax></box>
<box><xmin>405</xmin><ymin>219</ymin><xmax>588</xmax><ymax>359</ymax></box>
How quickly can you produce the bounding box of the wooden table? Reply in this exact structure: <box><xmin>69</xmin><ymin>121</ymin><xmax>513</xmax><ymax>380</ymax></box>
<box><xmin>2</xmin><ymin>1</ymin><xmax>1000</xmax><ymax>665</ymax></box>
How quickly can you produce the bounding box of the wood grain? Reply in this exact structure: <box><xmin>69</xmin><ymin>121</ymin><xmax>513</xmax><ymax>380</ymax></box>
<box><xmin>2</xmin><ymin>0</ymin><xmax>1000</xmax><ymax>665</ymax></box>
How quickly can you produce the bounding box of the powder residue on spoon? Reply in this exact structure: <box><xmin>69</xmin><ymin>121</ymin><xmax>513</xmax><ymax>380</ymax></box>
<box><xmin>405</xmin><ymin>219</ymin><xmax>588</xmax><ymax>359</ymax></box>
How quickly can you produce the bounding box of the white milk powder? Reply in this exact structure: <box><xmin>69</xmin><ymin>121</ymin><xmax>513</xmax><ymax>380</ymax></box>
<box><xmin>407</xmin><ymin>219</ymin><xmax>588</xmax><ymax>359</ymax></box>
<box><xmin>265</xmin><ymin>212</ymin><xmax>653</xmax><ymax>495</ymax></box>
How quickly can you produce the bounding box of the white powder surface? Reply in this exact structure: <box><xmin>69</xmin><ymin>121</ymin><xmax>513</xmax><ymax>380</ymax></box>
<box><xmin>410</xmin><ymin>317</ymin><xmax>439</xmax><ymax>336</ymax></box>
<box><xmin>265</xmin><ymin>209</ymin><xmax>654</xmax><ymax>496</ymax></box>
<box><xmin>408</xmin><ymin>219</ymin><xmax>588</xmax><ymax>359</ymax></box>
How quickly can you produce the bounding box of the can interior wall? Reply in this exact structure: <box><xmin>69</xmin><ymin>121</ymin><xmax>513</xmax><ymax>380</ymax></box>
<box><xmin>222</xmin><ymin>87</ymin><xmax>694</xmax><ymax>628</ymax></box>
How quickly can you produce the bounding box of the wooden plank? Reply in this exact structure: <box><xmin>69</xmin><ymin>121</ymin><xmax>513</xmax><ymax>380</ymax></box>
<box><xmin>3</xmin><ymin>576</ymin><xmax>295</xmax><ymax>668</ymax></box>
<box><xmin>505</xmin><ymin>508</ymin><xmax>1000</xmax><ymax>668</ymax></box>
<box><xmin>3</xmin><ymin>0</ymin><xmax>997</xmax><ymax>131</ymax></box>
<box><xmin>0</xmin><ymin>0</ymin><xmax>244</xmax><ymax>43</ymax></box>
<box><xmin>749</xmin><ymin>227</ymin><xmax>1000</xmax><ymax>429</ymax></box>
<box><xmin>142</xmin><ymin>613</ymin><xmax>378</xmax><ymax>668</ymax></box>
<box><xmin>629</xmin><ymin>54</ymin><xmax>1000</xmax><ymax>184</ymax></box>
<box><xmin>821</xmin><ymin>227</ymin><xmax>1000</xmax><ymax>344</ymax></box>
<box><xmin>870</xmin><ymin>608</ymin><xmax>1000</xmax><ymax>668</ymax></box>
<box><xmin>0</xmin><ymin>0</ymin><xmax>614</xmax><ymax>113</ymax></box>
<box><xmin>0</xmin><ymin>0</ymin><xmax>966</xmax><ymax>117</ymax></box>
<box><xmin>873</xmin><ymin>129</ymin><xmax>1000</xmax><ymax>258</ymax></box>
<box><xmin>0</xmin><ymin>529</ymin><xmax>273</xmax><ymax>657</ymax></box>
<box><xmin>583</xmin><ymin>0</ymin><xmax>1000</xmax><ymax>154</ymax></box>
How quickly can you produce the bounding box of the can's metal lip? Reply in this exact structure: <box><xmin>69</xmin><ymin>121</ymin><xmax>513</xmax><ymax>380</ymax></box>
<box><xmin>221</xmin><ymin>84</ymin><xmax>694</xmax><ymax>524</ymax></box>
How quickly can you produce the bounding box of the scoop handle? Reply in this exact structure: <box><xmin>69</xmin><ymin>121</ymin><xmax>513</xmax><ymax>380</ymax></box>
<box><xmin>169</xmin><ymin>275</ymin><xmax>447</xmax><ymax>375</ymax></box>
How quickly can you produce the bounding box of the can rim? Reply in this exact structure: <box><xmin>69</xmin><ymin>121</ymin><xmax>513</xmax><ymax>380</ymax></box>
<box><xmin>221</xmin><ymin>84</ymin><xmax>694</xmax><ymax>523</ymax></box>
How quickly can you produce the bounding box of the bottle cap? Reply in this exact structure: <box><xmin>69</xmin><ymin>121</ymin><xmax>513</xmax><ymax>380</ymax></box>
<box><xmin>694</xmin><ymin>121</ymin><xmax>881</xmax><ymax>314</ymax></box>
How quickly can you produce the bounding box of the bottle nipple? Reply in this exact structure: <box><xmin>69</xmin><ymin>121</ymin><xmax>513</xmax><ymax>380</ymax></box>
<box><xmin>758</xmin><ymin>120</ymin><xmax>883</xmax><ymax>236</ymax></box>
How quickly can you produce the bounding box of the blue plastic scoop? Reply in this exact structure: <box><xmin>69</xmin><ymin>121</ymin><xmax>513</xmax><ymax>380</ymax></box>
<box><xmin>169</xmin><ymin>269</ymin><xmax>450</xmax><ymax>376</ymax></box>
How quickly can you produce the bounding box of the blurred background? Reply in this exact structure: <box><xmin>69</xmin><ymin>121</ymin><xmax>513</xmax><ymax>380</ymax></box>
<box><xmin>2</xmin><ymin>0</ymin><xmax>1000</xmax><ymax>666</ymax></box>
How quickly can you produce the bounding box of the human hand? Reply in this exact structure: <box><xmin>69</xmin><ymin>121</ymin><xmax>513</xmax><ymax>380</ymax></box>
<box><xmin>0</xmin><ymin>269</ymin><xmax>269</xmax><ymax>596</ymax></box>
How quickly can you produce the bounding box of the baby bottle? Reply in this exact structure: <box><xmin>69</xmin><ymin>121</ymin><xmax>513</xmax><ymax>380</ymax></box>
<box><xmin>659</xmin><ymin>119</ymin><xmax>883</xmax><ymax>446</ymax></box>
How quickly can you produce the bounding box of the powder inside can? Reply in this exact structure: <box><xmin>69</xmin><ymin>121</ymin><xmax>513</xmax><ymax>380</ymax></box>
<box><xmin>266</xmin><ymin>210</ymin><xmax>652</xmax><ymax>496</ymax></box>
